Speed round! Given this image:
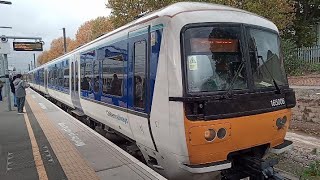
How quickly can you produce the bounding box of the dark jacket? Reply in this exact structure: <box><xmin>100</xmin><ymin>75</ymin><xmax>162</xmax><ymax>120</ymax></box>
<box><xmin>0</xmin><ymin>80</ymin><xmax>3</xmax><ymax>89</ymax></box>
<box><xmin>10</xmin><ymin>79</ymin><xmax>15</xmax><ymax>94</ymax></box>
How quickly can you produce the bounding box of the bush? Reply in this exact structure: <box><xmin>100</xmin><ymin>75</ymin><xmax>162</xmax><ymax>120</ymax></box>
<box><xmin>282</xmin><ymin>39</ymin><xmax>308</xmax><ymax>76</ymax></box>
<box><xmin>308</xmin><ymin>63</ymin><xmax>320</xmax><ymax>74</ymax></box>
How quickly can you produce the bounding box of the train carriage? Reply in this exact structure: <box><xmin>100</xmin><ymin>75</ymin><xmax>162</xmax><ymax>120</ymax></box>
<box><xmin>29</xmin><ymin>2</ymin><xmax>296</xmax><ymax>180</ymax></box>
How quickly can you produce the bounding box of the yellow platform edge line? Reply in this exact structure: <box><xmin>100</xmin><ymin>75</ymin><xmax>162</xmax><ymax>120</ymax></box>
<box><xmin>26</xmin><ymin>93</ymin><xmax>99</xmax><ymax>180</ymax></box>
<box><xmin>23</xmin><ymin>108</ymin><xmax>49</xmax><ymax>180</ymax></box>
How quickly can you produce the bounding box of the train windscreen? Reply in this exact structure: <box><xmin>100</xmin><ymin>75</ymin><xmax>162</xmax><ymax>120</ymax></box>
<box><xmin>183</xmin><ymin>26</ymin><xmax>247</xmax><ymax>93</ymax></box>
<box><xmin>182</xmin><ymin>25</ymin><xmax>288</xmax><ymax>94</ymax></box>
<box><xmin>248</xmin><ymin>28</ymin><xmax>288</xmax><ymax>88</ymax></box>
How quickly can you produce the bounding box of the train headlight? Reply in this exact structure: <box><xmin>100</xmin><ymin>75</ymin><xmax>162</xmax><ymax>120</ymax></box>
<box><xmin>276</xmin><ymin>116</ymin><xmax>287</xmax><ymax>129</ymax></box>
<box><xmin>204</xmin><ymin>129</ymin><xmax>216</xmax><ymax>142</ymax></box>
<box><xmin>217</xmin><ymin>128</ymin><xmax>227</xmax><ymax>139</ymax></box>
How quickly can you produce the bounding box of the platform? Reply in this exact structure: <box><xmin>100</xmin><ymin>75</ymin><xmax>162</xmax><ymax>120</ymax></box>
<box><xmin>0</xmin><ymin>89</ymin><xmax>166</xmax><ymax>180</ymax></box>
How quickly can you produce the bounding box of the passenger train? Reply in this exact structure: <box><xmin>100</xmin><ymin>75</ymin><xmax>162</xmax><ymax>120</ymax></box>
<box><xmin>28</xmin><ymin>2</ymin><xmax>296</xmax><ymax>179</ymax></box>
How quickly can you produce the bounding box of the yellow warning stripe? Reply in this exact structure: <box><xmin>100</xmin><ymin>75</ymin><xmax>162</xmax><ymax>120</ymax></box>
<box><xmin>26</xmin><ymin>93</ymin><xmax>99</xmax><ymax>180</ymax></box>
<box><xmin>23</xmin><ymin>109</ymin><xmax>49</xmax><ymax>180</ymax></box>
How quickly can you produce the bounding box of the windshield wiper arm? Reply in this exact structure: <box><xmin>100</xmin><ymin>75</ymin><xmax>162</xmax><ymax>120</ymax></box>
<box><xmin>222</xmin><ymin>60</ymin><xmax>245</xmax><ymax>98</ymax></box>
<box><xmin>258</xmin><ymin>55</ymin><xmax>281</xmax><ymax>94</ymax></box>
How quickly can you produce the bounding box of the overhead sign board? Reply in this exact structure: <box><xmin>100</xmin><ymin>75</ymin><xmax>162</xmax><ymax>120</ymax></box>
<box><xmin>13</xmin><ymin>42</ymin><xmax>43</xmax><ymax>51</ymax></box>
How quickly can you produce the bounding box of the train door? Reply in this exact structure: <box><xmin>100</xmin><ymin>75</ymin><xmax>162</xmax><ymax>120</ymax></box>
<box><xmin>71</xmin><ymin>55</ymin><xmax>82</xmax><ymax>111</ymax></box>
<box><xmin>128</xmin><ymin>26</ymin><xmax>157</xmax><ymax>151</ymax></box>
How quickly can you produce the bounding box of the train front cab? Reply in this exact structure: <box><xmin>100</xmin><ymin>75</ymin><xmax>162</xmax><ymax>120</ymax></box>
<box><xmin>164</xmin><ymin>10</ymin><xmax>296</xmax><ymax>179</ymax></box>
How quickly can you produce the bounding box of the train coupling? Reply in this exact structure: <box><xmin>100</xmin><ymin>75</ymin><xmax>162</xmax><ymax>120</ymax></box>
<box><xmin>222</xmin><ymin>156</ymin><xmax>284</xmax><ymax>180</ymax></box>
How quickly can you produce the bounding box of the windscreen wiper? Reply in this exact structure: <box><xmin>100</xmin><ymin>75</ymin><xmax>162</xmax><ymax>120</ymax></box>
<box><xmin>222</xmin><ymin>60</ymin><xmax>246</xmax><ymax>99</ymax></box>
<box><xmin>258</xmin><ymin>55</ymin><xmax>281</xmax><ymax>94</ymax></box>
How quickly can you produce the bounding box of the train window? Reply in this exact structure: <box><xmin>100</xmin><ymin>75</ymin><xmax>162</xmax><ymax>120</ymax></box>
<box><xmin>80</xmin><ymin>50</ymin><xmax>96</xmax><ymax>94</ymax></box>
<box><xmin>59</xmin><ymin>63</ymin><xmax>64</xmax><ymax>87</ymax></box>
<box><xmin>80</xmin><ymin>60</ymin><xmax>91</xmax><ymax>91</ymax></box>
<box><xmin>49</xmin><ymin>66</ymin><xmax>54</xmax><ymax>87</ymax></box>
<box><xmin>133</xmin><ymin>40</ymin><xmax>147</xmax><ymax>108</ymax></box>
<box><xmin>44</xmin><ymin>69</ymin><xmax>48</xmax><ymax>86</ymax></box>
<box><xmin>101</xmin><ymin>54</ymin><xmax>124</xmax><ymax>97</ymax></box>
<box><xmin>39</xmin><ymin>69</ymin><xmax>44</xmax><ymax>85</ymax></box>
<box><xmin>64</xmin><ymin>60</ymin><xmax>69</xmax><ymax>89</ymax></box>
<box><xmin>248</xmin><ymin>28</ymin><xmax>287</xmax><ymax>88</ymax></box>
<box><xmin>75</xmin><ymin>61</ymin><xmax>79</xmax><ymax>91</ymax></box>
<box><xmin>53</xmin><ymin>65</ymin><xmax>58</xmax><ymax>87</ymax></box>
<box><xmin>183</xmin><ymin>26</ymin><xmax>247</xmax><ymax>93</ymax></box>
<box><xmin>92</xmin><ymin>61</ymin><xmax>100</xmax><ymax>93</ymax></box>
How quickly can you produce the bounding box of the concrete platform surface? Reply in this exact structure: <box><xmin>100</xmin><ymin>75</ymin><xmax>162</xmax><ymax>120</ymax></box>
<box><xmin>0</xmin><ymin>89</ymin><xmax>166</xmax><ymax>180</ymax></box>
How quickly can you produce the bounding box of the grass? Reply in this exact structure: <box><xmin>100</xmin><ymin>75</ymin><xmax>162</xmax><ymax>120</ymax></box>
<box><xmin>301</xmin><ymin>161</ymin><xmax>320</xmax><ymax>180</ymax></box>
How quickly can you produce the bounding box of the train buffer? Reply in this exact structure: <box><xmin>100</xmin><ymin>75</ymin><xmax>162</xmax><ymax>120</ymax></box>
<box><xmin>0</xmin><ymin>89</ymin><xmax>166</xmax><ymax>180</ymax></box>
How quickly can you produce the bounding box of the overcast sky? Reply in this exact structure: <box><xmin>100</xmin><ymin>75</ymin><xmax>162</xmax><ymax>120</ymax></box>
<box><xmin>0</xmin><ymin>0</ymin><xmax>111</xmax><ymax>73</ymax></box>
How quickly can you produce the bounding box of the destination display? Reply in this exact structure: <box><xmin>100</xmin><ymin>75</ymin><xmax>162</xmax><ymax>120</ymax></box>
<box><xmin>190</xmin><ymin>38</ymin><xmax>239</xmax><ymax>53</ymax></box>
<box><xmin>13</xmin><ymin>42</ymin><xmax>43</xmax><ymax>51</ymax></box>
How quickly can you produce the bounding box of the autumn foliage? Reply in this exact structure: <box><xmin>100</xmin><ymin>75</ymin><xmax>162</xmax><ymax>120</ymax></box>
<box><xmin>107</xmin><ymin>0</ymin><xmax>295</xmax><ymax>31</ymax></box>
<box><xmin>39</xmin><ymin>0</ymin><xmax>319</xmax><ymax>64</ymax></box>
<box><xmin>37</xmin><ymin>16</ymin><xmax>114</xmax><ymax>65</ymax></box>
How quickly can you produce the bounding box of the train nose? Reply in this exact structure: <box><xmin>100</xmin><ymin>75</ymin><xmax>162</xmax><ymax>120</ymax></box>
<box><xmin>230</xmin><ymin>112</ymin><xmax>290</xmax><ymax>150</ymax></box>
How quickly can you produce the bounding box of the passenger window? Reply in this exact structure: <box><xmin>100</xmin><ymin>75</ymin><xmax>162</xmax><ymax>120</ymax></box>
<box><xmin>64</xmin><ymin>60</ymin><xmax>69</xmax><ymax>89</ymax></box>
<box><xmin>101</xmin><ymin>54</ymin><xmax>124</xmax><ymax>97</ymax></box>
<box><xmin>80</xmin><ymin>60</ymin><xmax>91</xmax><ymax>91</ymax></box>
<box><xmin>93</xmin><ymin>61</ymin><xmax>100</xmax><ymax>93</ymax></box>
<box><xmin>71</xmin><ymin>62</ymin><xmax>74</xmax><ymax>91</ymax></box>
<box><xmin>59</xmin><ymin>63</ymin><xmax>64</xmax><ymax>87</ymax></box>
<box><xmin>53</xmin><ymin>65</ymin><xmax>58</xmax><ymax>87</ymax></box>
<box><xmin>134</xmin><ymin>40</ymin><xmax>147</xmax><ymax>109</ymax></box>
<box><xmin>75</xmin><ymin>61</ymin><xmax>79</xmax><ymax>91</ymax></box>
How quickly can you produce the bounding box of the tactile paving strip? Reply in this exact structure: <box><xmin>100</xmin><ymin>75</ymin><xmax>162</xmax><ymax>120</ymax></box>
<box><xmin>26</xmin><ymin>95</ymin><xmax>99</xmax><ymax>180</ymax></box>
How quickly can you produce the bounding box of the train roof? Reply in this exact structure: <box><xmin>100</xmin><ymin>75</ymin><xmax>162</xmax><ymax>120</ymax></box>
<box><xmin>31</xmin><ymin>2</ymin><xmax>276</xmax><ymax>72</ymax></box>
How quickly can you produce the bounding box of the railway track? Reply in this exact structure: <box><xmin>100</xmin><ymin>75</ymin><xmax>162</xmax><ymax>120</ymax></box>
<box><xmin>277</xmin><ymin>168</ymin><xmax>299</xmax><ymax>180</ymax></box>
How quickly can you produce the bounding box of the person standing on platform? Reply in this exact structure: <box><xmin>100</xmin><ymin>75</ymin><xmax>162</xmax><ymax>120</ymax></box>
<box><xmin>0</xmin><ymin>80</ymin><xmax>3</xmax><ymax>102</ymax></box>
<box><xmin>13</xmin><ymin>74</ymin><xmax>30</xmax><ymax>114</ymax></box>
<box><xmin>10</xmin><ymin>76</ymin><xmax>17</xmax><ymax>107</ymax></box>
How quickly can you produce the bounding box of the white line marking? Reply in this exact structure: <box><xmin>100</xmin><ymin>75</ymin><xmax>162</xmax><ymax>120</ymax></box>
<box><xmin>27</xmin><ymin>89</ymin><xmax>166</xmax><ymax>179</ymax></box>
<box><xmin>58</xmin><ymin>123</ymin><xmax>86</xmax><ymax>147</ymax></box>
<box><xmin>6</xmin><ymin>152</ymin><xmax>13</xmax><ymax>173</ymax></box>
<box><xmin>38</xmin><ymin>103</ymin><xmax>47</xmax><ymax>110</ymax></box>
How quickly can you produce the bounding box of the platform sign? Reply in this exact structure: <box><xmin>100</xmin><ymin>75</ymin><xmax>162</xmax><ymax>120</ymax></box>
<box><xmin>13</xmin><ymin>42</ymin><xmax>43</xmax><ymax>51</ymax></box>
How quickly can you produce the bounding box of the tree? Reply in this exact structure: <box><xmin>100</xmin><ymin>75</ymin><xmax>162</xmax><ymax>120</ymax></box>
<box><xmin>241</xmin><ymin>0</ymin><xmax>295</xmax><ymax>31</ymax></box>
<box><xmin>37</xmin><ymin>37</ymin><xmax>72</xmax><ymax>65</ymax></box>
<box><xmin>74</xmin><ymin>20</ymin><xmax>93</xmax><ymax>48</ymax></box>
<box><xmin>287</xmin><ymin>0</ymin><xmax>320</xmax><ymax>47</ymax></box>
<box><xmin>38</xmin><ymin>16</ymin><xmax>114</xmax><ymax>65</ymax></box>
<box><xmin>107</xmin><ymin>0</ymin><xmax>294</xmax><ymax>32</ymax></box>
<box><xmin>91</xmin><ymin>17</ymin><xmax>114</xmax><ymax>40</ymax></box>
<box><xmin>74</xmin><ymin>16</ymin><xmax>114</xmax><ymax>48</ymax></box>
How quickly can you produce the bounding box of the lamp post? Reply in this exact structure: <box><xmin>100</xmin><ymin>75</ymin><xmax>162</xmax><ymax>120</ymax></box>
<box><xmin>62</xmin><ymin>28</ymin><xmax>67</xmax><ymax>54</ymax></box>
<box><xmin>0</xmin><ymin>25</ymin><xmax>12</xmax><ymax>111</ymax></box>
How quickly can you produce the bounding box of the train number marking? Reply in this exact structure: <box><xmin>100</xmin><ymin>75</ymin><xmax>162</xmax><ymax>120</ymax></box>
<box><xmin>270</xmin><ymin>98</ymin><xmax>285</xmax><ymax>107</ymax></box>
